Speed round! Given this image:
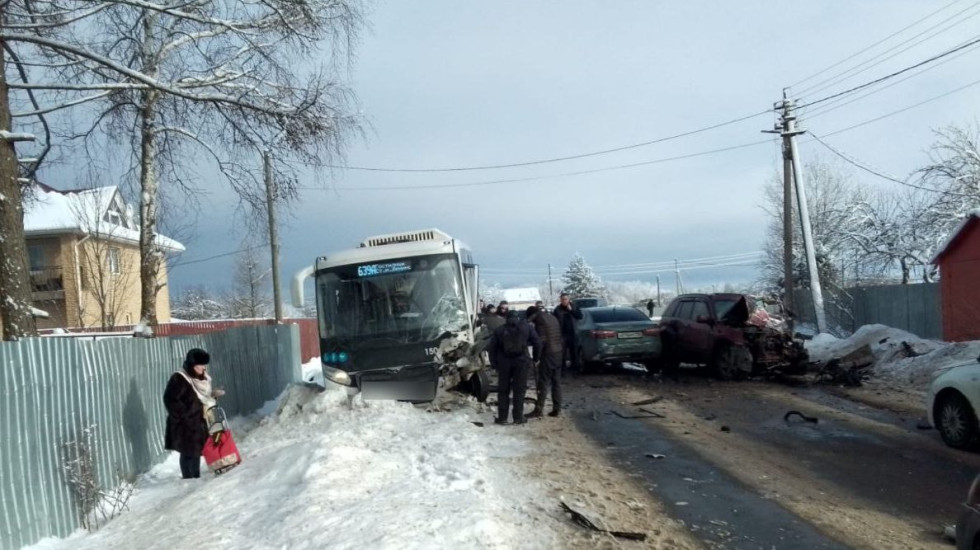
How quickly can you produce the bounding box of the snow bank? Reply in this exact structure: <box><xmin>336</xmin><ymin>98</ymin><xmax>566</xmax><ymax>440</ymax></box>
<box><xmin>806</xmin><ymin>324</ymin><xmax>980</xmax><ymax>392</ymax></box>
<box><xmin>25</xmin><ymin>385</ymin><xmax>558</xmax><ymax>550</ymax></box>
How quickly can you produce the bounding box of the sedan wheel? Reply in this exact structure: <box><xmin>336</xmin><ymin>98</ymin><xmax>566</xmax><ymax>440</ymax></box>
<box><xmin>712</xmin><ymin>345</ymin><xmax>752</xmax><ymax>381</ymax></box>
<box><xmin>937</xmin><ymin>392</ymin><xmax>978</xmax><ymax>450</ymax></box>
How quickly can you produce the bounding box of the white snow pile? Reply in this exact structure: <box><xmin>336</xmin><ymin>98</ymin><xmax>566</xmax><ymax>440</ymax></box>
<box><xmin>25</xmin><ymin>385</ymin><xmax>559</xmax><ymax>550</ymax></box>
<box><xmin>806</xmin><ymin>324</ymin><xmax>980</xmax><ymax>391</ymax></box>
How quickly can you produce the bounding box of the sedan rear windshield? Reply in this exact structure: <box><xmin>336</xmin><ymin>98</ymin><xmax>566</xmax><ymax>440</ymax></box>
<box><xmin>589</xmin><ymin>308</ymin><xmax>650</xmax><ymax>323</ymax></box>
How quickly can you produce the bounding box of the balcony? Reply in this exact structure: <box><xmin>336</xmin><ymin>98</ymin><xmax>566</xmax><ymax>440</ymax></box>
<box><xmin>30</xmin><ymin>266</ymin><xmax>65</xmax><ymax>300</ymax></box>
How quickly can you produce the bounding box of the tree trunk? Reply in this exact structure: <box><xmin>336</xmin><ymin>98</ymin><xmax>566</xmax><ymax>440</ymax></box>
<box><xmin>0</xmin><ymin>48</ymin><xmax>36</xmax><ymax>340</ymax></box>
<box><xmin>900</xmin><ymin>258</ymin><xmax>910</xmax><ymax>285</ymax></box>
<box><xmin>138</xmin><ymin>90</ymin><xmax>161</xmax><ymax>326</ymax></box>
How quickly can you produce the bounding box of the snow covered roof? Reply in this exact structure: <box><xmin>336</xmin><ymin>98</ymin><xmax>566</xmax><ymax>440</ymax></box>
<box><xmin>23</xmin><ymin>183</ymin><xmax>185</xmax><ymax>252</ymax></box>
<box><xmin>931</xmin><ymin>209</ymin><xmax>980</xmax><ymax>264</ymax></box>
<box><xmin>501</xmin><ymin>287</ymin><xmax>541</xmax><ymax>303</ymax></box>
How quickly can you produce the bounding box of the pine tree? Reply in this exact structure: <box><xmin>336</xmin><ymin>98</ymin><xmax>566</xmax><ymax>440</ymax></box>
<box><xmin>560</xmin><ymin>254</ymin><xmax>606</xmax><ymax>299</ymax></box>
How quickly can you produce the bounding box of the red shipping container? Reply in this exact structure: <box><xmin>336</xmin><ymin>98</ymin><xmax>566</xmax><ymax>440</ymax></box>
<box><xmin>203</xmin><ymin>430</ymin><xmax>242</xmax><ymax>474</ymax></box>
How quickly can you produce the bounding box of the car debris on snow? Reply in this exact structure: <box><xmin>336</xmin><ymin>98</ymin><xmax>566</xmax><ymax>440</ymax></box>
<box><xmin>784</xmin><ymin>410</ymin><xmax>819</xmax><ymax>424</ymax></box>
<box><xmin>559</xmin><ymin>501</ymin><xmax>648</xmax><ymax>541</ymax></box>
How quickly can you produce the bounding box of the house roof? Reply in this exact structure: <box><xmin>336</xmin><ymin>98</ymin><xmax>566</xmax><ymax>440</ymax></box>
<box><xmin>932</xmin><ymin>209</ymin><xmax>980</xmax><ymax>264</ymax></box>
<box><xmin>24</xmin><ymin>184</ymin><xmax>185</xmax><ymax>252</ymax></box>
<box><xmin>501</xmin><ymin>287</ymin><xmax>542</xmax><ymax>303</ymax></box>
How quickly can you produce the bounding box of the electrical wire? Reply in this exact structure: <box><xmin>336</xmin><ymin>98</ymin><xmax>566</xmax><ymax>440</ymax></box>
<box><xmin>796</xmin><ymin>1</ymin><xmax>980</xmax><ymax>97</ymax></box>
<box><xmin>819</xmin><ymin>75</ymin><xmax>980</xmax><ymax>137</ymax></box>
<box><xmin>798</xmin><ymin>34</ymin><xmax>980</xmax><ymax>109</ymax></box>
<box><xmin>789</xmin><ymin>0</ymin><xmax>965</xmax><ymax>89</ymax></box>
<box><xmin>169</xmin><ymin>242</ymin><xmax>271</xmax><ymax>269</ymax></box>
<box><xmin>802</xmin><ymin>39</ymin><xmax>978</xmax><ymax>120</ymax></box>
<box><xmin>808</xmin><ymin>132</ymin><xmax>972</xmax><ymax>197</ymax></box>
<box><xmin>303</xmin><ymin>139</ymin><xmax>774</xmax><ymax>192</ymax></box>
<box><xmin>317</xmin><ymin>110</ymin><xmax>773</xmax><ymax>173</ymax></box>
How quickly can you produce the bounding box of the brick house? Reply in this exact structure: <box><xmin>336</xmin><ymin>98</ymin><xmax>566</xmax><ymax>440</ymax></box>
<box><xmin>21</xmin><ymin>183</ymin><xmax>185</xmax><ymax>330</ymax></box>
<box><xmin>932</xmin><ymin>210</ymin><xmax>980</xmax><ymax>342</ymax></box>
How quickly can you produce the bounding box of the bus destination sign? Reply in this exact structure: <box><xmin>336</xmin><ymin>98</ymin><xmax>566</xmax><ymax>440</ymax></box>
<box><xmin>357</xmin><ymin>261</ymin><xmax>412</xmax><ymax>277</ymax></box>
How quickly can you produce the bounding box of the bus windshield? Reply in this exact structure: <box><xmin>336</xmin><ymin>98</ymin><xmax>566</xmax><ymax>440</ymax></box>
<box><xmin>315</xmin><ymin>254</ymin><xmax>469</xmax><ymax>345</ymax></box>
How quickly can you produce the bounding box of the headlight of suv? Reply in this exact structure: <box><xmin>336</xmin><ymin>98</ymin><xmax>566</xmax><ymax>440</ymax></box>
<box><xmin>322</xmin><ymin>365</ymin><xmax>352</xmax><ymax>386</ymax></box>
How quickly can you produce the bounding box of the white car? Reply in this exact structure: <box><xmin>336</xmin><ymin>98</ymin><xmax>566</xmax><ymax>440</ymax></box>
<box><xmin>928</xmin><ymin>357</ymin><xmax>980</xmax><ymax>449</ymax></box>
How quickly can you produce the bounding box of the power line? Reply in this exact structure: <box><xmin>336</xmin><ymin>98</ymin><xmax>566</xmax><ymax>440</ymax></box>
<box><xmin>169</xmin><ymin>243</ymin><xmax>270</xmax><ymax>269</ymax></box>
<box><xmin>820</xmin><ymin>75</ymin><xmax>980</xmax><ymax>137</ymax></box>
<box><xmin>789</xmin><ymin>0</ymin><xmax>966</xmax><ymax>89</ymax></box>
<box><xmin>796</xmin><ymin>1</ymin><xmax>980</xmax><ymax>96</ymax></box>
<box><xmin>318</xmin><ymin>109</ymin><xmax>773</xmax><ymax>173</ymax></box>
<box><xmin>304</xmin><ymin>139</ymin><xmax>773</xmax><ymax>192</ymax></box>
<box><xmin>808</xmin><ymin>132</ymin><xmax>971</xmax><ymax>197</ymax></box>
<box><xmin>803</xmin><ymin>39</ymin><xmax>978</xmax><ymax>120</ymax></box>
<box><xmin>799</xmin><ymin>34</ymin><xmax>980</xmax><ymax>109</ymax></box>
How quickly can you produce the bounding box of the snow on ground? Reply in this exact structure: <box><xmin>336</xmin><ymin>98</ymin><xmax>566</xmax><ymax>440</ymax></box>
<box><xmin>806</xmin><ymin>324</ymin><xmax>980</xmax><ymax>393</ymax></box>
<box><xmin>25</xmin><ymin>384</ymin><xmax>561</xmax><ymax>550</ymax></box>
<box><xmin>301</xmin><ymin>357</ymin><xmax>325</xmax><ymax>386</ymax></box>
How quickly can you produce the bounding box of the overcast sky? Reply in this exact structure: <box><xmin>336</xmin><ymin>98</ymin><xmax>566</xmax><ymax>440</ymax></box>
<box><xmin>41</xmin><ymin>0</ymin><xmax>980</xmax><ymax>300</ymax></box>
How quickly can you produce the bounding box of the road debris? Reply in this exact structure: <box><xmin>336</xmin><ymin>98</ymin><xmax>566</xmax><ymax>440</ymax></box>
<box><xmin>720</xmin><ymin>425</ymin><xmax>731</xmax><ymax>432</ymax></box>
<box><xmin>632</xmin><ymin>396</ymin><xmax>664</xmax><ymax>406</ymax></box>
<box><xmin>559</xmin><ymin>501</ymin><xmax>648</xmax><ymax>541</ymax></box>
<box><xmin>645</xmin><ymin>453</ymin><xmax>666</xmax><ymax>459</ymax></box>
<box><xmin>610</xmin><ymin>409</ymin><xmax>663</xmax><ymax>419</ymax></box>
<box><xmin>784</xmin><ymin>410</ymin><xmax>819</xmax><ymax>424</ymax></box>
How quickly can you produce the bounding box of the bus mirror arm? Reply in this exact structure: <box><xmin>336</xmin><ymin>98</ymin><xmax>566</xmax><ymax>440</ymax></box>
<box><xmin>291</xmin><ymin>265</ymin><xmax>314</xmax><ymax>308</ymax></box>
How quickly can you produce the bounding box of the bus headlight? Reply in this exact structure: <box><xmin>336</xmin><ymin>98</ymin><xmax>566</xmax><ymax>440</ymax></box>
<box><xmin>322</xmin><ymin>364</ymin><xmax>352</xmax><ymax>386</ymax></box>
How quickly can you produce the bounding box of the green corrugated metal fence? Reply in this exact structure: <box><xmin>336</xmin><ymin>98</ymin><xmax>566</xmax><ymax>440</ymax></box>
<box><xmin>0</xmin><ymin>324</ymin><xmax>301</xmax><ymax>550</ymax></box>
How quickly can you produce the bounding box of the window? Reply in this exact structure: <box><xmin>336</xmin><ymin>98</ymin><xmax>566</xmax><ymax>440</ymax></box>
<box><xmin>28</xmin><ymin>245</ymin><xmax>44</xmax><ymax>270</ymax></box>
<box><xmin>107</xmin><ymin>248</ymin><xmax>121</xmax><ymax>275</ymax></box>
<box><xmin>589</xmin><ymin>308</ymin><xmax>650</xmax><ymax>323</ymax></box>
<box><xmin>691</xmin><ymin>301</ymin><xmax>710</xmax><ymax>321</ymax></box>
<box><xmin>676</xmin><ymin>301</ymin><xmax>695</xmax><ymax>320</ymax></box>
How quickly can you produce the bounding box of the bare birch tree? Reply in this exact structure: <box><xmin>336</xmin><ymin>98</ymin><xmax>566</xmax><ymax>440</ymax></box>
<box><xmin>226</xmin><ymin>244</ymin><xmax>270</xmax><ymax>319</ymax></box>
<box><xmin>1</xmin><ymin>0</ymin><xmax>362</xmax><ymax>328</ymax></box>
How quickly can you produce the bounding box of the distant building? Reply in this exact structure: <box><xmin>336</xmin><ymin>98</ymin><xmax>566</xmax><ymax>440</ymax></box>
<box><xmin>501</xmin><ymin>287</ymin><xmax>542</xmax><ymax>312</ymax></box>
<box><xmin>932</xmin><ymin>210</ymin><xmax>980</xmax><ymax>342</ymax></box>
<box><xmin>20</xmin><ymin>183</ymin><xmax>185</xmax><ymax>330</ymax></box>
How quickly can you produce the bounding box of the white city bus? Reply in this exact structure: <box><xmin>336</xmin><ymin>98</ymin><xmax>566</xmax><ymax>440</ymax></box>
<box><xmin>292</xmin><ymin>229</ymin><xmax>489</xmax><ymax>403</ymax></box>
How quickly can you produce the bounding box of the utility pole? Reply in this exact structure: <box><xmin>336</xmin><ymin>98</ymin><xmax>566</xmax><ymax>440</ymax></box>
<box><xmin>263</xmin><ymin>150</ymin><xmax>283</xmax><ymax>322</ymax></box>
<box><xmin>775</xmin><ymin>96</ymin><xmax>826</xmax><ymax>333</ymax></box>
<box><xmin>656</xmin><ymin>274</ymin><xmax>661</xmax><ymax>306</ymax></box>
<box><xmin>674</xmin><ymin>259</ymin><xmax>683</xmax><ymax>295</ymax></box>
<box><xmin>548</xmin><ymin>263</ymin><xmax>553</xmax><ymax>306</ymax></box>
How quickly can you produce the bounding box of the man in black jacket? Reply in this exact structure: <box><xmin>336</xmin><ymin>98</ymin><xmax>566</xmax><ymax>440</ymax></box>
<box><xmin>526</xmin><ymin>306</ymin><xmax>564</xmax><ymax>417</ymax></box>
<box><xmin>553</xmin><ymin>293</ymin><xmax>584</xmax><ymax>374</ymax></box>
<box><xmin>490</xmin><ymin>310</ymin><xmax>541</xmax><ymax>424</ymax></box>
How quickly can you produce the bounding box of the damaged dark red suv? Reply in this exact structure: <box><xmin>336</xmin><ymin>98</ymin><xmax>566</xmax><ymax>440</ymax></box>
<box><xmin>658</xmin><ymin>293</ymin><xmax>808</xmax><ymax>379</ymax></box>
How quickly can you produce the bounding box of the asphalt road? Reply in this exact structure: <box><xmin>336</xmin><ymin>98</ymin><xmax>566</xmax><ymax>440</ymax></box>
<box><xmin>560</xmin><ymin>369</ymin><xmax>980</xmax><ymax>549</ymax></box>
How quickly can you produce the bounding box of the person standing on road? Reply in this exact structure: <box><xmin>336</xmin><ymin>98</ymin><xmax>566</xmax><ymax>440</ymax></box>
<box><xmin>647</xmin><ymin>299</ymin><xmax>655</xmax><ymax>318</ymax></box>
<box><xmin>525</xmin><ymin>306</ymin><xmax>563</xmax><ymax>417</ymax></box>
<box><xmin>163</xmin><ymin>348</ymin><xmax>225</xmax><ymax>479</ymax></box>
<box><xmin>553</xmin><ymin>293</ymin><xmax>583</xmax><ymax>374</ymax></box>
<box><xmin>490</xmin><ymin>310</ymin><xmax>541</xmax><ymax>425</ymax></box>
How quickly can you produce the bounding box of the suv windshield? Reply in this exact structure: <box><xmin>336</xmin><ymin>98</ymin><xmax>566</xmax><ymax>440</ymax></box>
<box><xmin>316</xmin><ymin>254</ymin><xmax>468</xmax><ymax>345</ymax></box>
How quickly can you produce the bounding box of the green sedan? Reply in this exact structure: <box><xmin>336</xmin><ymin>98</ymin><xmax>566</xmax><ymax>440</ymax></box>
<box><xmin>576</xmin><ymin>306</ymin><xmax>662</xmax><ymax>371</ymax></box>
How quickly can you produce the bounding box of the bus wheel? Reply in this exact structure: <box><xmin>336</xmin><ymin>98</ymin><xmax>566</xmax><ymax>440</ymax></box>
<box><xmin>471</xmin><ymin>369</ymin><xmax>491</xmax><ymax>403</ymax></box>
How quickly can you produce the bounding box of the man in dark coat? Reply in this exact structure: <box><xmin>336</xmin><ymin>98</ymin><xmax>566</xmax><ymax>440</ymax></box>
<box><xmin>553</xmin><ymin>293</ymin><xmax>584</xmax><ymax>373</ymax></box>
<box><xmin>647</xmin><ymin>299</ymin><xmax>655</xmax><ymax>317</ymax></box>
<box><xmin>164</xmin><ymin>349</ymin><xmax>211</xmax><ymax>479</ymax></box>
<box><xmin>525</xmin><ymin>306</ymin><xmax>564</xmax><ymax>417</ymax></box>
<box><xmin>490</xmin><ymin>310</ymin><xmax>541</xmax><ymax>424</ymax></box>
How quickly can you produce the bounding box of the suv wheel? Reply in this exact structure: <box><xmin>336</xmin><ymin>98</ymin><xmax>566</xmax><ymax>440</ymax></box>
<box><xmin>712</xmin><ymin>345</ymin><xmax>752</xmax><ymax>381</ymax></box>
<box><xmin>936</xmin><ymin>391</ymin><xmax>978</xmax><ymax>449</ymax></box>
